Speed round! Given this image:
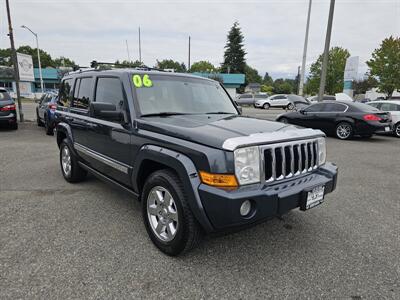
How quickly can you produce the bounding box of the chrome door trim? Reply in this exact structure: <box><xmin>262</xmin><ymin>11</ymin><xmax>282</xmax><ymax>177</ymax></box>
<box><xmin>57</xmin><ymin>110</ymin><xmax>125</xmax><ymax>129</ymax></box>
<box><xmin>74</xmin><ymin>143</ymin><xmax>130</xmax><ymax>174</ymax></box>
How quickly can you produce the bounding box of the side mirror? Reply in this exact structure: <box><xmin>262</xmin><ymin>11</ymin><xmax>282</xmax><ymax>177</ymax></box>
<box><xmin>234</xmin><ymin>101</ymin><xmax>242</xmax><ymax>114</ymax></box>
<box><xmin>90</xmin><ymin>102</ymin><xmax>123</xmax><ymax>122</ymax></box>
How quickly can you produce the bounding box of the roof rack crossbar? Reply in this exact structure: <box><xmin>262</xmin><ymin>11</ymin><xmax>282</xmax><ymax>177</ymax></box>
<box><xmin>90</xmin><ymin>61</ymin><xmax>166</xmax><ymax>72</ymax></box>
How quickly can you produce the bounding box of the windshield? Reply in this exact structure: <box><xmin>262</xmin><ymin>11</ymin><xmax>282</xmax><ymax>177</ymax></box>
<box><xmin>133</xmin><ymin>74</ymin><xmax>238</xmax><ymax>116</ymax></box>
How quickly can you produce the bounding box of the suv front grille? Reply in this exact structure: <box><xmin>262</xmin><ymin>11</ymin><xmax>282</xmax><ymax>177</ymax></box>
<box><xmin>262</xmin><ymin>139</ymin><xmax>319</xmax><ymax>182</ymax></box>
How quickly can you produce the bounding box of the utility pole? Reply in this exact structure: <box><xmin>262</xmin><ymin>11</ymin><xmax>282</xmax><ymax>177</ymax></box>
<box><xmin>297</xmin><ymin>65</ymin><xmax>301</xmax><ymax>95</ymax></box>
<box><xmin>318</xmin><ymin>0</ymin><xmax>336</xmax><ymax>102</ymax></box>
<box><xmin>188</xmin><ymin>36</ymin><xmax>191</xmax><ymax>71</ymax></box>
<box><xmin>138</xmin><ymin>27</ymin><xmax>142</xmax><ymax>64</ymax></box>
<box><xmin>125</xmin><ymin>40</ymin><xmax>131</xmax><ymax>62</ymax></box>
<box><xmin>21</xmin><ymin>25</ymin><xmax>44</xmax><ymax>93</ymax></box>
<box><xmin>299</xmin><ymin>0</ymin><xmax>312</xmax><ymax>96</ymax></box>
<box><xmin>6</xmin><ymin>0</ymin><xmax>23</xmax><ymax>122</ymax></box>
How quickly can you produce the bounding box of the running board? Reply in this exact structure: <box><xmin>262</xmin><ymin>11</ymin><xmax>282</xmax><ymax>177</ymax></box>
<box><xmin>78</xmin><ymin>162</ymin><xmax>139</xmax><ymax>200</ymax></box>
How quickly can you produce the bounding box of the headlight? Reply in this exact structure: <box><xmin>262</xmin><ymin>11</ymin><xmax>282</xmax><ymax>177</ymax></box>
<box><xmin>234</xmin><ymin>146</ymin><xmax>260</xmax><ymax>185</ymax></box>
<box><xmin>317</xmin><ymin>137</ymin><xmax>326</xmax><ymax>165</ymax></box>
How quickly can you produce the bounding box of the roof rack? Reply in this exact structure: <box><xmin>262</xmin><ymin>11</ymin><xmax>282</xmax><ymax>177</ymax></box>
<box><xmin>90</xmin><ymin>61</ymin><xmax>166</xmax><ymax>72</ymax></box>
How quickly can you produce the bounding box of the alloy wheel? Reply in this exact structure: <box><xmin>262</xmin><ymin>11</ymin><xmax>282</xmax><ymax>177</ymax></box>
<box><xmin>61</xmin><ymin>146</ymin><xmax>72</xmax><ymax>177</ymax></box>
<box><xmin>395</xmin><ymin>124</ymin><xmax>400</xmax><ymax>137</ymax></box>
<box><xmin>336</xmin><ymin>124</ymin><xmax>351</xmax><ymax>139</ymax></box>
<box><xmin>147</xmin><ymin>186</ymin><xmax>179</xmax><ymax>242</ymax></box>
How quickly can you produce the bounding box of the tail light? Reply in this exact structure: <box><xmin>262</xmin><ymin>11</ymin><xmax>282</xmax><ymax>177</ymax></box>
<box><xmin>363</xmin><ymin>114</ymin><xmax>381</xmax><ymax>121</ymax></box>
<box><xmin>0</xmin><ymin>104</ymin><xmax>16</xmax><ymax>111</ymax></box>
<box><xmin>48</xmin><ymin>103</ymin><xmax>57</xmax><ymax>111</ymax></box>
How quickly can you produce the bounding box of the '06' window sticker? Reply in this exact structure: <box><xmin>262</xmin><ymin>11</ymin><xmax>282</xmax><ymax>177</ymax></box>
<box><xmin>133</xmin><ymin>74</ymin><xmax>153</xmax><ymax>88</ymax></box>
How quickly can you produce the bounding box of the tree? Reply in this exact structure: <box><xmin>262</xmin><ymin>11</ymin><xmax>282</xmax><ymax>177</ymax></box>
<box><xmin>16</xmin><ymin>45</ymin><xmax>54</xmax><ymax>68</ymax></box>
<box><xmin>305</xmin><ymin>47</ymin><xmax>350</xmax><ymax>95</ymax></box>
<box><xmin>367</xmin><ymin>36</ymin><xmax>400</xmax><ymax>98</ymax></box>
<box><xmin>244</xmin><ymin>64</ymin><xmax>262</xmax><ymax>84</ymax></box>
<box><xmin>260</xmin><ymin>84</ymin><xmax>273</xmax><ymax>93</ymax></box>
<box><xmin>273</xmin><ymin>79</ymin><xmax>293</xmax><ymax>94</ymax></box>
<box><xmin>221</xmin><ymin>22</ymin><xmax>246</xmax><ymax>74</ymax></box>
<box><xmin>189</xmin><ymin>61</ymin><xmax>217</xmax><ymax>73</ymax></box>
<box><xmin>156</xmin><ymin>59</ymin><xmax>186</xmax><ymax>72</ymax></box>
<box><xmin>353</xmin><ymin>76</ymin><xmax>379</xmax><ymax>95</ymax></box>
<box><xmin>262</xmin><ymin>72</ymin><xmax>273</xmax><ymax>86</ymax></box>
<box><xmin>53</xmin><ymin>56</ymin><xmax>76</xmax><ymax>68</ymax></box>
<box><xmin>114</xmin><ymin>60</ymin><xmax>142</xmax><ymax>68</ymax></box>
<box><xmin>0</xmin><ymin>48</ymin><xmax>12</xmax><ymax>66</ymax></box>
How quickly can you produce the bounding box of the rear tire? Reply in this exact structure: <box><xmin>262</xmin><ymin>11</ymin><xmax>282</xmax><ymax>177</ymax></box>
<box><xmin>335</xmin><ymin>122</ymin><xmax>353</xmax><ymax>140</ymax></box>
<box><xmin>142</xmin><ymin>169</ymin><xmax>202</xmax><ymax>256</ymax></box>
<box><xmin>394</xmin><ymin>123</ymin><xmax>400</xmax><ymax>138</ymax></box>
<box><xmin>263</xmin><ymin>103</ymin><xmax>270</xmax><ymax>110</ymax></box>
<box><xmin>11</xmin><ymin>122</ymin><xmax>18</xmax><ymax>130</ymax></box>
<box><xmin>59</xmin><ymin>139</ymin><xmax>87</xmax><ymax>183</ymax></box>
<box><xmin>287</xmin><ymin>103</ymin><xmax>294</xmax><ymax>110</ymax></box>
<box><xmin>279</xmin><ymin>117</ymin><xmax>289</xmax><ymax>124</ymax></box>
<box><xmin>36</xmin><ymin>110</ymin><xmax>43</xmax><ymax>127</ymax></box>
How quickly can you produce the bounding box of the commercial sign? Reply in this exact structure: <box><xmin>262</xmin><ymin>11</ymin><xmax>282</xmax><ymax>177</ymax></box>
<box><xmin>17</xmin><ymin>52</ymin><xmax>35</xmax><ymax>82</ymax></box>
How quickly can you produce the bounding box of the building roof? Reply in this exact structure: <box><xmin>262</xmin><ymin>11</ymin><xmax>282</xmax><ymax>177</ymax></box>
<box><xmin>192</xmin><ymin>72</ymin><xmax>245</xmax><ymax>85</ymax></box>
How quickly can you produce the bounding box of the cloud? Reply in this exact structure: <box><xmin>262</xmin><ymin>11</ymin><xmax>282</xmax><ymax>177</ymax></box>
<box><xmin>1</xmin><ymin>0</ymin><xmax>398</xmax><ymax>79</ymax></box>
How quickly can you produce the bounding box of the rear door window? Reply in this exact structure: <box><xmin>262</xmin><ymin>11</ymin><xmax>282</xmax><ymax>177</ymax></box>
<box><xmin>305</xmin><ymin>103</ymin><xmax>325</xmax><ymax>112</ymax></box>
<box><xmin>323</xmin><ymin>103</ymin><xmax>347</xmax><ymax>112</ymax></box>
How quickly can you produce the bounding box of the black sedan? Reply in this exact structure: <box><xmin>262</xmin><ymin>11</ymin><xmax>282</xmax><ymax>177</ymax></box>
<box><xmin>276</xmin><ymin>101</ymin><xmax>392</xmax><ymax>140</ymax></box>
<box><xmin>0</xmin><ymin>88</ymin><xmax>18</xmax><ymax>130</ymax></box>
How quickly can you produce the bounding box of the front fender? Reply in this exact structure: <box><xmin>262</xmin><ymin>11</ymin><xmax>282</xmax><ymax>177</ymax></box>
<box><xmin>133</xmin><ymin>145</ymin><xmax>214</xmax><ymax>233</ymax></box>
<box><xmin>56</xmin><ymin>122</ymin><xmax>74</xmax><ymax>147</ymax></box>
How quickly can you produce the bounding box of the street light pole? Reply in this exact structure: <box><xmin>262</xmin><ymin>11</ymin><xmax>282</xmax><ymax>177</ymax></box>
<box><xmin>6</xmin><ymin>0</ymin><xmax>23</xmax><ymax>122</ymax></box>
<box><xmin>299</xmin><ymin>0</ymin><xmax>312</xmax><ymax>96</ymax></box>
<box><xmin>318</xmin><ymin>0</ymin><xmax>336</xmax><ymax>102</ymax></box>
<box><xmin>21</xmin><ymin>25</ymin><xmax>44</xmax><ymax>93</ymax></box>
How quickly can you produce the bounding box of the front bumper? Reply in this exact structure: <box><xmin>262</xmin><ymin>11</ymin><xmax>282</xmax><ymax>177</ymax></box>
<box><xmin>254</xmin><ymin>102</ymin><xmax>263</xmax><ymax>107</ymax></box>
<box><xmin>199</xmin><ymin>162</ymin><xmax>338</xmax><ymax>231</ymax></box>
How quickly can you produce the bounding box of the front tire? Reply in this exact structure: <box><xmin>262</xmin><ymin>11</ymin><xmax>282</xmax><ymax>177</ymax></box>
<box><xmin>59</xmin><ymin>139</ymin><xmax>87</xmax><ymax>183</ymax></box>
<box><xmin>279</xmin><ymin>117</ymin><xmax>289</xmax><ymax>124</ymax></box>
<box><xmin>394</xmin><ymin>123</ymin><xmax>400</xmax><ymax>138</ymax></box>
<box><xmin>263</xmin><ymin>103</ymin><xmax>270</xmax><ymax>110</ymax></box>
<box><xmin>335</xmin><ymin>122</ymin><xmax>353</xmax><ymax>140</ymax></box>
<box><xmin>142</xmin><ymin>169</ymin><xmax>202</xmax><ymax>256</ymax></box>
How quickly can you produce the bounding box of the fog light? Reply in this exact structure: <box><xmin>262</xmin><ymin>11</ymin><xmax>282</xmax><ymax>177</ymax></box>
<box><xmin>240</xmin><ymin>200</ymin><xmax>251</xmax><ymax>216</ymax></box>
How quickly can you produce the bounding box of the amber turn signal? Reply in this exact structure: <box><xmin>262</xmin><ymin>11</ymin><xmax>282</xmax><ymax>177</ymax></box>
<box><xmin>199</xmin><ymin>171</ymin><xmax>238</xmax><ymax>188</ymax></box>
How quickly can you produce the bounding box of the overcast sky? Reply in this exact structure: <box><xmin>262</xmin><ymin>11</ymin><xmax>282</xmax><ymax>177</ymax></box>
<box><xmin>1</xmin><ymin>0</ymin><xmax>399</xmax><ymax>79</ymax></box>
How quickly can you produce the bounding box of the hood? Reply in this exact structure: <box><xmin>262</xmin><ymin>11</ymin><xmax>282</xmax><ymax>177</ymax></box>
<box><xmin>138</xmin><ymin>114</ymin><xmax>300</xmax><ymax>150</ymax></box>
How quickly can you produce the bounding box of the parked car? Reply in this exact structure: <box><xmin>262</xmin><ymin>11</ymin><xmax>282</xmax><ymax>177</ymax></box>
<box><xmin>55</xmin><ymin>69</ymin><xmax>337</xmax><ymax>256</ymax></box>
<box><xmin>235</xmin><ymin>93</ymin><xmax>269</xmax><ymax>105</ymax></box>
<box><xmin>287</xmin><ymin>95</ymin><xmax>310</xmax><ymax>110</ymax></box>
<box><xmin>254</xmin><ymin>94</ymin><xmax>294</xmax><ymax>109</ymax></box>
<box><xmin>36</xmin><ymin>92</ymin><xmax>58</xmax><ymax>135</ymax></box>
<box><xmin>367</xmin><ymin>100</ymin><xmax>400</xmax><ymax>137</ymax></box>
<box><xmin>0</xmin><ymin>88</ymin><xmax>18</xmax><ymax>130</ymax></box>
<box><xmin>276</xmin><ymin>101</ymin><xmax>392</xmax><ymax>140</ymax></box>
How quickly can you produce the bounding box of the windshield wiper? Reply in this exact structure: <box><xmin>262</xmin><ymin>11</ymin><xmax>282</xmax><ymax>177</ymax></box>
<box><xmin>141</xmin><ymin>112</ymin><xmax>192</xmax><ymax>117</ymax></box>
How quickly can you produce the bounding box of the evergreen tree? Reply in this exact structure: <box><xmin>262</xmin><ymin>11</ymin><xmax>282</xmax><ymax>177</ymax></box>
<box><xmin>221</xmin><ymin>22</ymin><xmax>246</xmax><ymax>74</ymax></box>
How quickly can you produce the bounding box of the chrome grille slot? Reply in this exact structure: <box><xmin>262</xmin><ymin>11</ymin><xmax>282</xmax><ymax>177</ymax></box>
<box><xmin>261</xmin><ymin>139</ymin><xmax>320</xmax><ymax>183</ymax></box>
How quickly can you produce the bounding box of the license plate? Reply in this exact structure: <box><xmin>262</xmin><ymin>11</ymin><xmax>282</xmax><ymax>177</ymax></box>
<box><xmin>385</xmin><ymin>126</ymin><xmax>390</xmax><ymax>132</ymax></box>
<box><xmin>306</xmin><ymin>185</ymin><xmax>325</xmax><ymax>210</ymax></box>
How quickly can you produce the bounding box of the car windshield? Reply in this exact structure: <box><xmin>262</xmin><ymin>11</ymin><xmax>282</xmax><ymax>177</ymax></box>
<box><xmin>0</xmin><ymin>91</ymin><xmax>11</xmax><ymax>101</ymax></box>
<box><xmin>133</xmin><ymin>74</ymin><xmax>238</xmax><ymax>116</ymax></box>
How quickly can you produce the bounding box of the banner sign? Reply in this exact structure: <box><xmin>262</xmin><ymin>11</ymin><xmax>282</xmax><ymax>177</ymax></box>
<box><xmin>343</xmin><ymin>56</ymin><xmax>359</xmax><ymax>81</ymax></box>
<box><xmin>17</xmin><ymin>52</ymin><xmax>35</xmax><ymax>82</ymax></box>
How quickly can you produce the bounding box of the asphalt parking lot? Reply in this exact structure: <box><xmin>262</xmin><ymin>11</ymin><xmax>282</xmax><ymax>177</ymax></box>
<box><xmin>1</xmin><ymin>106</ymin><xmax>399</xmax><ymax>299</ymax></box>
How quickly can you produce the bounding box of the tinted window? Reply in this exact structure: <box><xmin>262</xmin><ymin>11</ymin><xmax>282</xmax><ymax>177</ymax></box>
<box><xmin>367</xmin><ymin>102</ymin><xmax>380</xmax><ymax>109</ymax></box>
<box><xmin>95</xmin><ymin>77</ymin><xmax>125</xmax><ymax>107</ymax></box>
<box><xmin>323</xmin><ymin>96</ymin><xmax>336</xmax><ymax>100</ymax></box>
<box><xmin>323</xmin><ymin>103</ymin><xmax>347</xmax><ymax>112</ymax></box>
<box><xmin>350</xmin><ymin>102</ymin><xmax>379</xmax><ymax>112</ymax></box>
<box><xmin>255</xmin><ymin>94</ymin><xmax>267</xmax><ymax>99</ymax></box>
<box><xmin>72</xmin><ymin>77</ymin><xmax>92</xmax><ymax>110</ymax></box>
<box><xmin>273</xmin><ymin>95</ymin><xmax>286</xmax><ymax>100</ymax></box>
<box><xmin>240</xmin><ymin>94</ymin><xmax>252</xmax><ymax>99</ymax></box>
<box><xmin>57</xmin><ymin>79</ymin><xmax>73</xmax><ymax>107</ymax></box>
<box><xmin>305</xmin><ymin>103</ymin><xmax>324</xmax><ymax>112</ymax></box>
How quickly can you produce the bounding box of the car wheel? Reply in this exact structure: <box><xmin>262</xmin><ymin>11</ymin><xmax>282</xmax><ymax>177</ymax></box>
<box><xmin>287</xmin><ymin>103</ymin><xmax>294</xmax><ymax>110</ymax></box>
<box><xmin>142</xmin><ymin>169</ymin><xmax>202</xmax><ymax>256</ymax></box>
<box><xmin>44</xmin><ymin>115</ymin><xmax>53</xmax><ymax>135</ymax></box>
<box><xmin>11</xmin><ymin>122</ymin><xmax>18</xmax><ymax>130</ymax></box>
<box><xmin>279</xmin><ymin>117</ymin><xmax>289</xmax><ymax>124</ymax></box>
<box><xmin>263</xmin><ymin>103</ymin><xmax>270</xmax><ymax>110</ymax></box>
<box><xmin>394</xmin><ymin>123</ymin><xmax>400</xmax><ymax>138</ymax></box>
<box><xmin>335</xmin><ymin>122</ymin><xmax>353</xmax><ymax>140</ymax></box>
<box><xmin>59</xmin><ymin>139</ymin><xmax>87</xmax><ymax>183</ymax></box>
